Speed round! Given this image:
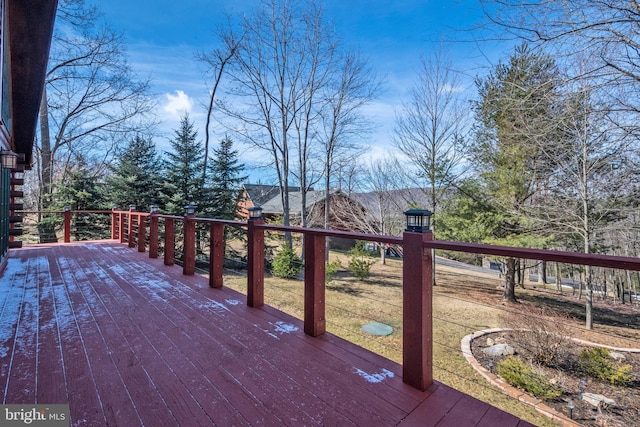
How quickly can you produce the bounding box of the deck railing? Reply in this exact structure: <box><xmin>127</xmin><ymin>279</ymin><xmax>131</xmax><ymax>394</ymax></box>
<box><xmin>20</xmin><ymin>208</ymin><xmax>640</xmax><ymax>392</ymax></box>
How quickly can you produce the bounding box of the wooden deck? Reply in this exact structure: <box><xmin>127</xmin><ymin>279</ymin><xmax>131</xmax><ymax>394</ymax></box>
<box><xmin>0</xmin><ymin>241</ymin><xmax>535</xmax><ymax>426</ymax></box>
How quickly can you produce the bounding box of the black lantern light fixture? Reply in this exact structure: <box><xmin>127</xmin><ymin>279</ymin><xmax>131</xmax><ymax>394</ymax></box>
<box><xmin>248</xmin><ymin>205</ymin><xmax>263</xmax><ymax>220</ymax></box>
<box><xmin>184</xmin><ymin>205</ymin><xmax>197</xmax><ymax>216</ymax></box>
<box><xmin>0</xmin><ymin>149</ymin><xmax>18</xmax><ymax>169</ymax></box>
<box><xmin>150</xmin><ymin>205</ymin><xmax>159</xmax><ymax>214</ymax></box>
<box><xmin>129</xmin><ymin>204</ymin><xmax>136</xmax><ymax>211</ymax></box>
<box><xmin>112</xmin><ymin>203</ymin><xmax>118</xmax><ymax>211</ymax></box>
<box><xmin>404</xmin><ymin>208</ymin><xmax>432</xmax><ymax>233</ymax></box>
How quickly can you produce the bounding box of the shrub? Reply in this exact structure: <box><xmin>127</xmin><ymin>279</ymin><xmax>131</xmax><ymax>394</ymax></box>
<box><xmin>496</xmin><ymin>357</ymin><xmax>563</xmax><ymax>399</ymax></box>
<box><xmin>325</xmin><ymin>260</ymin><xmax>341</xmax><ymax>282</ymax></box>
<box><xmin>578</xmin><ymin>347</ymin><xmax>632</xmax><ymax>386</ymax></box>
<box><xmin>272</xmin><ymin>244</ymin><xmax>302</xmax><ymax>279</ymax></box>
<box><xmin>348</xmin><ymin>241</ymin><xmax>375</xmax><ymax>280</ymax></box>
<box><xmin>500</xmin><ymin>305</ymin><xmax>572</xmax><ymax>366</ymax></box>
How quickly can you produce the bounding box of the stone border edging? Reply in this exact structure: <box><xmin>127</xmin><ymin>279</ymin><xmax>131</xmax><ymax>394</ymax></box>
<box><xmin>462</xmin><ymin>328</ymin><xmax>580</xmax><ymax>427</ymax></box>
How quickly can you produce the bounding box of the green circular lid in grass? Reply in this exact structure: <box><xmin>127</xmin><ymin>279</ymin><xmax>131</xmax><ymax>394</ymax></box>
<box><xmin>361</xmin><ymin>322</ymin><xmax>393</xmax><ymax>336</ymax></box>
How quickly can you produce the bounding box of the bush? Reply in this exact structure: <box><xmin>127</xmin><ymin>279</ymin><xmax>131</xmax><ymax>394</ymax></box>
<box><xmin>578</xmin><ymin>347</ymin><xmax>632</xmax><ymax>386</ymax></box>
<box><xmin>496</xmin><ymin>357</ymin><xmax>562</xmax><ymax>399</ymax></box>
<box><xmin>272</xmin><ymin>244</ymin><xmax>302</xmax><ymax>279</ymax></box>
<box><xmin>348</xmin><ymin>241</ymin><xmax>375</xmax><ymax>280</ymax></box>
<box><xmin>500</xmin><ymin>305</ymin><xmax>572</xmax><ymax>366</ymax></box>
<box><xmin>325</xmin><ymin>260</ymin><xmax>341</xmax><ymax>282</ymax></box>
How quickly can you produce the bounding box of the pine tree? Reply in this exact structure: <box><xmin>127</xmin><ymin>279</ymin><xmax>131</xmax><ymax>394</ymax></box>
<box><xmin>472</xmin><ymin>43</ymin><xmax>559</xmax><ymax>302</ymax></box>
<box><xmin>47</xmin><ymin>158</ymin><xmax>110</xmax><ymax>240</ymax></box>
<box><xmin>107</xmin><ymin>135</ymin><xmax>163</xmax><ymax>212</ymax></box>
<box><xmin>208</xmin><ymin>137</ymin><xmax>247</xmax><ymax>220</ymax></box>
<box><xmin>161</xmin><ymin>114</ymin><xmax>206</xmax><ymax>215</ymax></box>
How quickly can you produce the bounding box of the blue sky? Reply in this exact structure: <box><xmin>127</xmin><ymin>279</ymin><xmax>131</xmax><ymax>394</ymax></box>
<box><xmin>97</xmin><ymin>0</ymin><xmax>506</xmax><ymax>182</ymax></box>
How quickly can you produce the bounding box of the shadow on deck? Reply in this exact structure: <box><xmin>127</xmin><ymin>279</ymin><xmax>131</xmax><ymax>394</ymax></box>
<box><xmin>0</xmin><ymin>241</ymin><xmax>534</xmax><ymax>426</ymax></box>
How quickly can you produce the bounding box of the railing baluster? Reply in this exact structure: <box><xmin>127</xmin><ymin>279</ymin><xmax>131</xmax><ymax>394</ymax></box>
<box><xmin>402</xmin><ymin>230</ymin><xmax>434</xmax><ymax>391</ymax></box>
<box><xmin>209</xmin><ymin>223</ymin><xmax>224</xmax><ymax>288</ymax></box>
<box><xmin>304</xmin><ymin>233</ymin><xmax>326</xmax><ymax>337</ymax></box>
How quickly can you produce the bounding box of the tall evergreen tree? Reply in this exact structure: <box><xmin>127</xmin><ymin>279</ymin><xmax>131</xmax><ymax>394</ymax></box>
<box><xmin>161</xmin><ymin>114</ymin><xmax>206</xmax><ymax>215</ymax></box>
<box><xmin>208</xmin><ymin>137</ymin><xmax>247</xmax><ymax>220</ymax></box>
<box><xmin>107</xmin><ymin>135</ymin><xmax>163</xmax><ymax>211</ymax></box>
<box><xmin>472</xmin><ymin>43</ymin><xmax>558</xmax><ymax>302</ymax></box>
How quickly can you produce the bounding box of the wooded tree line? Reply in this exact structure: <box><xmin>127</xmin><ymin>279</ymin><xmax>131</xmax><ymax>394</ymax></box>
<box><xmin>30</xmin><ymin>0</ymin><xmax>640</xmax><ymax>328</ymax></box>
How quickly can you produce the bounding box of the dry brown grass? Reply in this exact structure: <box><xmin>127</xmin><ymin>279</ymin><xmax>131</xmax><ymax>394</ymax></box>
<box><xmin>220</xmin><ymin>250</ymin><xmax>639</xmax><ymax>427</ymax></box>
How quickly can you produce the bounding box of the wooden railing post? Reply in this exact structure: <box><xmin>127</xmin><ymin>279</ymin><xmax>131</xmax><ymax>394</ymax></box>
<box><xmin>63</xmin><ymin>207</ymin><xmax>71</xmax><ymax>243</ymax></box>
<box><xmin>149</xmin><ymin>211</ymin><xmax>159</xmax><ymax>259</ymax></box>
<box><xmin>137</xmin><ymin>214</ymin><xmax>146</xmax><ymax>253</ymax></box>
<box><xmin>247</xmin><ymin>217</ymin><xmax>265</xmax><ymax>307</ymax></box>
<box><xmin>119</xmin><ymin>211</ymin><xmax>126</xmax><ymax>243</ymax></box>
<box><xmin>402</xmin><ymin>230</ymin><xmax>434</xmax><ymax>391</ymax></box>
<box><xmin>164</xmin><ymin>218</ymin><xmax>175</xmax><ymax>266</ymax></box>
<box><xmin>209</xmin><ymin>223</ymin><xmax>224</xmax><ymax>288</ymax></box>
<box><xmin>183</xmin><ymin>208</ymin><xmax>196</xmax><ymax>275</ymax></box>
<box><xmin>304</xmin><ymin>233</ymin><xmax>326</xmax><ymax>337</ymax></box>
<box><xmin>128</xmin><ymin>206</ymin><xmax>136</xmax><ymax>248</ymax></box>
<box><xmin>111</xmin><ymin>207</ymin><xmax>118</xmax><ymax>239</ymax></box>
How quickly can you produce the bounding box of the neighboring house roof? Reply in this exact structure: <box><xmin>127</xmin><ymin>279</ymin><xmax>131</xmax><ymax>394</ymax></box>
<box><xmin>261</xmin><ymin>189</ymin><xmax>339</xmax><ymax>215</ymax></box>
<box><xmin>243</xmin><ymin>184</ymin><xmax>303</xmax><ymax>207</ymax></box>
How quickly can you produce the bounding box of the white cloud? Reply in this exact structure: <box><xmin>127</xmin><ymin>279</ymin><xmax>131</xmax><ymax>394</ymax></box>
<box><xmin>163</xmin><ymin>90</ymin><xmax>193</xmax><ymax>118</ymax></box>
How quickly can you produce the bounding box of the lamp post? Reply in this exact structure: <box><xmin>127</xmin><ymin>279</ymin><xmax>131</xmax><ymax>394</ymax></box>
<box><xmin>248</xmin><ymin>205</ymin><xmax>263</xmax><ymax>220</ymax></box>
<box><xmin>568</xmin><ymin>397</ymin><xmax>575</xmax><ymax>419</ymax></box>
<box><xmin>404</xmin><ymin>208</ymin><xmax>432</xmax><ymax>233</ymax></box>
<box><xmin>0</xmin><ymin>150</ymin><xmax>18</xmax><ymax>169</ymax></box>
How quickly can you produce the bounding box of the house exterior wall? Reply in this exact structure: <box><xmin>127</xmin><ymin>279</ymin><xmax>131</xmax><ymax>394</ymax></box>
<box><xmin>1</xmin><ymin>0</ymin><xmax>9</xmax><ymax>268</ymax></box>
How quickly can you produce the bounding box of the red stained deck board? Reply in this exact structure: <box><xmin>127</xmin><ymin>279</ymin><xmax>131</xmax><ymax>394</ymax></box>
<box><xmin>68</xmin><ymin>247</ymin><xmax>260</xmax><ymax>426</ymax></box>
<box><xmin>57</xmin><ymin>251</ymin><xmax>182</xmax><ymax>427</ymax></box>
<box><xmin>475</xmin><ymin>405</ymin><xmax>525</xmax><ymax>427</ymax></box>
<box><xmin>1</xmin><ymin>242</ymin><xmax>539</xmax><ymax>427</ymax></box>
<box><xmin>395</xmin><ymin>382</ymin><xmax>463</xmax><ymax>427</ymax></box>
<box><xmin>35</xmin><ymin>254</ymin><xmax>67</xmax><ymax>405</ymax></box>
<box><xmin>120</xmin><ymin>258</ymin><xmax>405</xmax><ymax>425</ymax></box>
<box><xmin>75</xmin><ymin>245</ymin><xmax>310</xmax><ymax>426</ymax></box>
<box><xmin>4</xmin><ymin>256</ymin><xmax>39</xmax><ymax>403</ymax></box>
<box><xmin>104</xmin><ymin>256</ymin><xmax>357</xmax><ymax>425</ymax></box>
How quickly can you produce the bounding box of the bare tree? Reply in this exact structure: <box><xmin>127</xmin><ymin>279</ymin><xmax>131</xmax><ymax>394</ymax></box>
<box><xmin>217</xmin><ymin>0</ymin><xmax>329</xmax><ymax>239</ymax></box>
<box><xmin>481</xmin><ymin>0</ymin><xmax>640</xmax><ymax>133</ymax></box>
<box><xmin>318</xmin><ymin>51</ymin><xmax>380</xmax><ymax>234</ymax></box>
<box><xmin>38</xmin><ymin>0</ymin><xmax>154</xmax><ymax>209</ymax></box>
<box><xmin>393</xmin><ymin>47</ymin><xmax>468</xmax><ymax>228</ymax></box>
<box><xmin>333</xmin><ymin>157</ymin><xmax>410</xmax><ymax>264</ymax></box>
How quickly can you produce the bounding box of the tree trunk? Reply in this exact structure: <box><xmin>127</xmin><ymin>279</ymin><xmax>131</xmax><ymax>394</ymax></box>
<box><xmin>555</xmin><ymin>262</ymin><xmax>562</xmax><ymax>293</ymax></box>
<box><xmin>538</xmin><ymin>260</ymin><xmax>547</xmax><ymax>284</ymax></box>
<box><xmin>503</xmin><ymin>258</ymin><xmax>518</xmax><ymax>302</ymax></box>
<box><xmin>39</xmin><ymin>87</ymin><xmax>53</xmax><ymax>208</ymax></box>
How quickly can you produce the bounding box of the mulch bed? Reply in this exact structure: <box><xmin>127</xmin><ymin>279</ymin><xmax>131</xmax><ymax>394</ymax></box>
<box><xmin>471</xmin><ymin>331</ymin><xmax>640</xmax><ymax>427</ymax></box>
